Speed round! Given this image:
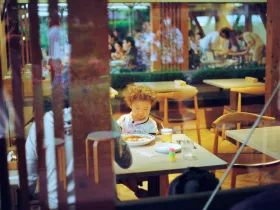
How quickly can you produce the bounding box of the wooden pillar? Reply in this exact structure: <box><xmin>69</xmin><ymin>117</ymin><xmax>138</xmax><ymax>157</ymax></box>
<box><xmin>192</xmin><ymin>14</ymin><xmax>205</xmax><ymax>38</ymax></box>
<box><xmin>151</xmin><ymin>2</ymin><xmax>161</xmax><ymax>71</ymax></box>
<box><xmin>151</xmin><ymin>3</ymin><xmax>188</xmax><ymax>71</ymax></box>
<box><xmin>265</xmin><ymin>0</ymin><xmax>280</xmax><ymax>119</ymax></box>
<box><xmin>215</xmin><ymin>5</ymin><xmax>230</xmax><ymax>31</ymax></box>
<box><xmin>181</xmin><ymin>3</ymin><xmax>188</xmax><ymax>70</ymax></box>
<box><xmin>29</xmin><ymin>1</ymin><xmax>49</xmax><ymax>209</ymax></box>
<box><xmin>258</xmin><ymin>4</ymin><xmax>267</xmax><ymax>29</ymax></box>
<box><xmin>8</xmin><ymin>0</ymin><xmax>30</xmax><ymax>209</ymax></box>
<box><xmin>68</xmin><ymin>0</ymin><xmax>115</xmax><ymax>209</ymax></box>
<box><xmin>0</xmin><ymin>20</ymin><xmax>8</xmax><ymax>78</ymax></box>
<box><xmin>245</xmin><ymin>6</ymin><xmax>252</xmax><ymax>32</ymax></box>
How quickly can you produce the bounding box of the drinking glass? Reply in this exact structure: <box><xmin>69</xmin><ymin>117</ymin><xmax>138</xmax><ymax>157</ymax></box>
<box><xmin>181</xmin><ymin>138</ymin><xmax>194</xmax><ymax>159</ymax></box>
<box><xmin>161</xmin><ymin>128</ymin><xmax>173</xmax><ymax>143</ymax></box>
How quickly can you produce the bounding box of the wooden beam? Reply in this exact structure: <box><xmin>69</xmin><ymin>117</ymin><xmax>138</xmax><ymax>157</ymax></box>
<box><xmin>181</xmin><ymin>3</ymin><xmax>189</xmax><ymax>70</ymax></box>
<box><xmin>68</xmin><ymin>0</ymin><xmax>115</xmax><ymax>209</ymax></box>
<box><xmin>8</xmin><ymin>0</ymin><xmax>30</xmax><ymax>209</ymax></box>
<box><xmin>150</xmin><ymin>2</ymin><xmax>161</xmax><ymax>71</ymax></box>
<box><xmin>265</xmin><ymin>0</ymin><xmax>280</xmax><ymax>119</ymax></box>
<box><xmin>29</xmin><ymin>1</ymin><xmax>49</xmax><ymax>209</ymax></box>
<box><xmin>0</xmin><ymin>20</ymin><xmax>8</xmax><ymax>78</ymax></box>
<box><xmin>258</xmin><ymin>4</ymin><xmax>267</xmax><ymax>29</ymax></box>
<box><xmin>245</xmin><ymin>5</ymin><xmax>252</xmax><ymax>32</ymax></box>
<box><xmin>191</xmin><ymin>14</ymin><xmax>205</xmax><ymax>38</ymax></box>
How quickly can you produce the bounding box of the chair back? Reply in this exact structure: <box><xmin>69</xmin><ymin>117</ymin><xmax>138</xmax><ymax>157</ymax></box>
<box><xmin>230</xmin><ymin>86</ymin><xmax>265</xmax><ymax>95</ymax></box>
<box><xmin>213</xmin><ymin>112</ymin><xmax>275</xmax><ymax>129</ymax></box>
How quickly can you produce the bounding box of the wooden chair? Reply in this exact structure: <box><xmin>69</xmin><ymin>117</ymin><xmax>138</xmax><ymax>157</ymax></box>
<box><xmin>150</xmin><ymin>88</ymin><xmax>201</xmax><ymax>145</ymax></box>
<box><xmin>212</xmin><ymin>112</ymin><xmax>280</xmax><ymax>188</ymax></box>
<box><xmin>56</xmin><ymin>143</ymin><xmax>67</xmax><ymax>189</ymax></box>
<box><xmin>221</xmin><ymin>85</ymin><xmax>265</xmax><ymax>142</ymax></box>
<box><xmin>223</xmin><ymin>86</ymin><xmax>265</xmax><ymax>114</ymax></box>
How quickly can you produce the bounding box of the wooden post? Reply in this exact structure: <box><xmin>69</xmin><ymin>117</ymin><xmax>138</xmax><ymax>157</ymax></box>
<box><xmin>68</xmin><ymin>0</ymin><xmax>115</xmax><ymax>209</ymax></box>
<box><xmin>265</xmin><ymin>0</ymin><xmax>280</xmax><ymax>119</ymax></box>
<box><xmin>48</xmin><ymin>0</ymin><xmax>68</xmax><ymax>209</ymax></box>
<box><xmin>0</xmin><ymin>20</ymin><xmax>8</xmax><ymax>78</ymax></box>
<box><xmin>150</xmin><ymin>3</ymin><xmax>161</xmax><ymax>72</ymax></box>
<box><xmin>29</xmin><ymin>1</ymin><xmax>49</xmax><ymax>209</ymax></box>
<box><xmin>192</xmin><ymin>14</ymin><xmax>205</xmax><ymax>38</ymax></box>
<box><xmin>19</xmin><ymin>9</ymin><xmax>25</xmax><ymax>67</ymax></box>
<box><xmin>245</xmin><ymin>5</ymin><xmax>252</xmax><ymax>32</ymax></box>
<box><xmin>8</xmin><ymin>0</ymin><xmax>30</xmax><ymax>209</ymax></box>
<box><xmin>181</xmin><ymin>3</ymin><xmax>188</xmax><ymax>70</ymax></box>
<box><xmin>23</xmin><ymin>5</ymin><xmax>29</xmax><ymax>64</ymax></box>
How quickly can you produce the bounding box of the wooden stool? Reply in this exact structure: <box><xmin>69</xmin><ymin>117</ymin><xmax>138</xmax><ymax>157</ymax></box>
<box><xmin>55</xmin><ymin>140</ymin><xmax>67</xmax><ymax>189</ymax></box>
<box><xmin>85</xmin><ymin>131</ymin><xmax>120</xmax><ymax>184</ymax></box>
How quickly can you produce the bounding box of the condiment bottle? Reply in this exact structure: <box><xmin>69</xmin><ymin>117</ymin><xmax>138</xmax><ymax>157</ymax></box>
<box><xmin>169</xmin><ymin>148</ymin><xmax>176</xmax><ymax>162</ymax></box>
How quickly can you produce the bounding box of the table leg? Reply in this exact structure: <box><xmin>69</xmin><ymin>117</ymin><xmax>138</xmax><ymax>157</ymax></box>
<box><xmin>160</xmin><ymin>175</ymin><xmax>169</xmax><ymax>196</ymax></box>
<box><xmin>148</xmin><ymin>176</ymin><xmax>160</xmax><ymax>197</ymax></box>
<box><xmin>230</xmin><ymin>91</ymin><xmax>238</xmax><ymax>110</ymax></box>
<box><xmin>148</xmin><ymin>175</ymin><xmax>169</xmax><ymax>197</ymax></box>
<box><xmin>159</xmin><ymin>99</ymin><xmax>164</xmax><ymax>112</ymax></box>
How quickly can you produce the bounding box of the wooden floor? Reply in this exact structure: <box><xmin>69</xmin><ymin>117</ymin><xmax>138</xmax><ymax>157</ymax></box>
<box><xmin>114</xmin><ymin>121</ymin><xmax>280</xmax><ymax>201</ymax></box>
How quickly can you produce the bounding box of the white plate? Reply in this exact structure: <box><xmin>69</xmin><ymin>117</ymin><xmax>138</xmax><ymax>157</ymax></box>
<box><xmin>155</xmin><ymin>143</ymin><xmax>181</xmax><ymax>154</ymax></box>
<box><xmin>122</xmin><ymin>134</ymin><xmax>155</xmax><ymax>147</ymax></box>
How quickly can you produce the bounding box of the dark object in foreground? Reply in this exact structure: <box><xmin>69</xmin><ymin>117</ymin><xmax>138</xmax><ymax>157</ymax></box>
<box><xmin>168</xmin><ymin>167</ymin><xmax>219</xmax><ymax>195</ymax></box>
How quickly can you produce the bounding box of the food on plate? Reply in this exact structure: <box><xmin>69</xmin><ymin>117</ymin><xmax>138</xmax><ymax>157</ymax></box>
<box><xmin>122</xmin><ymin>135</ymin><xmax>150</xmax><ymax>142</ymax></box>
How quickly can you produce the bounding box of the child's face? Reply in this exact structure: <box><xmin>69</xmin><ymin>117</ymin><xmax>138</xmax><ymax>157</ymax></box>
<box><xmin>131</xmin><ymin>100</ymin><xmax>152</xmax><ymax>121</ymax></box>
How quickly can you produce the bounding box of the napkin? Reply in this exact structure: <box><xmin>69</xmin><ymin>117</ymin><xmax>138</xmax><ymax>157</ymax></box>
<box><xmin>136</xmin><ymin>151</ymin><xmax>157</xmax><ymax>158</ymax></box>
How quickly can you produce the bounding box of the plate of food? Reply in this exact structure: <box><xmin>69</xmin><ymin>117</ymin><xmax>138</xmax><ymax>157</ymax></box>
<box><xmin>122</xmin><ymin>134</ymin><xmax>155</xmax><ymax>147</ymax></box>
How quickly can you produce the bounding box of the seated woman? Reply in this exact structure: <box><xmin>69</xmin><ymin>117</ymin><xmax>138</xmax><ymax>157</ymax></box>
<box><xmin>25</xmin><ymin>71</ymin><xmax>132</xmax><ymax>208</ymax></box>
<box><xmin>111</xmin><ymin>41</ymin><xmax>124</xmax><ymax>60</ymax></box>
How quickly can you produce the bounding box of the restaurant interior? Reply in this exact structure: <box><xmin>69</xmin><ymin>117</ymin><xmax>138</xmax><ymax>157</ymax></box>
<box><xmin>1</xmin><ymin>0</ymin><xmax>280</xmax><ymax>210</ymax></box>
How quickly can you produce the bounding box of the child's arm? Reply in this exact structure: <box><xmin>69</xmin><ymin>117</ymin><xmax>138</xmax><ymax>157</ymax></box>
<box><xmin>149</xmin><ymin>119</ymin><xmax>159</xmax><ymax>135</ymax></box>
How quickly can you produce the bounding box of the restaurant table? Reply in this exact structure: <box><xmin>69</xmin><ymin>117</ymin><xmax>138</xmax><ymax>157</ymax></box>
<box><xmin>9</xmin><ymin>134</ymin><xmax>227</xmax><ymax>197</ymax></box>
<box><xmin>134</xmin><ymin>81</ymin><xmax>197</xmax><ymax>93</ymax></box>
<box><xmin>203</xmin><ymin>79</ymin><xmax>265</xmax><ymax>110</ymax></box>
<box><xmin>226</xmin><ymin>127</ymin><xmax>280</xmax><ymax>160</ymax></box>
<box><xmin>203</xmin><ymin>79</ymin><xmax>264</xmax><ymax>90</ymax></box>
<box><xmin>115</xmin><ymin>134</ymin><xmax>227</xmax><ymax>196</ymax></box>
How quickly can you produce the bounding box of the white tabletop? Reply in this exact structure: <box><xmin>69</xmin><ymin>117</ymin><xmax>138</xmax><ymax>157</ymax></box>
<box><xmin>203</xmin><ymin>79</ymin><xmax>264</xmax><ymax>89</ymax></box>
<box><xmin>134</xmin><ymin>81</ymin><xmax>197</xmax><ymax>93</ymax></box>
<box><xmin>115</xmin><ymin>134</ymin><xmax>227</xmax><ymax>179</ymax></box>
<box><xmin>226</xmin><ymin>126</ymin><xmax>280</xmax><ymax>160</ymax></box>
<box><xmin>9</xmin><ymin>134</ymin><xmax>227</xmax><ymax>184</ymax></box>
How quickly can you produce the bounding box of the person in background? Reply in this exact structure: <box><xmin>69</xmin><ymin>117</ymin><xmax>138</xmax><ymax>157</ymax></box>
<box><xmin>218</xmin><ymin>27</ymin><xmax>241</xmax><ymax>56</ymax></box>
<box><xmin>233</xmin><ymin>30</ymin><xmax>265</xmax><ymax>65</ymax></box>
<box><xmin>47</xmin><ymin>11</ymin><xmax>67</xmax><ymax>83</ymax></box>
<box><xmin>198</xmin><ymin>31</ymin><xmax>220</xmax><ymax>57</ymax></box>
<box><xmin>25</xmin><ymin>71</ymin><xmax>132</xmax><ymax>209</ymax></box>
<box><xmin>108</xmin><ymin>32</ymin><xmax>116</xmax><ymax>54</ymax></box>
<box><xmin>134</xmin><ymin>28</ymin><xmax>143</xmax><ymax>48</ymax></box>
<box><xmin>188</xmin><ymin>30</ymin><xmax>199</xmax><ymax>54</ymax></box>
<box><xmin>123</xmin><ymin>36</ymin><xmax>138</xmax><ymax>71</ymax></box>
<box><xmin>117</xmin><ymin>84</ymin><xmax>158</xmax><ymax>198</ymax></box>
<box><xmin>111</xmin><ymin>41</ymin><xmax>124</xmax><ymax>60</ymax></box>
<box><xmin>113</xmin><ymin>28</ymin><xmax>121</xmax><ymax>41</ymax></box>
<box><xmin>188</xmin><ymin>30</ymin><xmax>201</xmax><ymax>70</ymax></box>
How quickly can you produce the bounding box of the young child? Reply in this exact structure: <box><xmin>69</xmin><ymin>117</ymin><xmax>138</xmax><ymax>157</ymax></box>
<box><xmin>117</xmin><ymin>85</ymin><xmax>158</xmax><ymax>198</ymax></box>
<box><xmin>117</xmin><ymin>85</ymin><xmax>158</xmax><ymax>135</ymax></box>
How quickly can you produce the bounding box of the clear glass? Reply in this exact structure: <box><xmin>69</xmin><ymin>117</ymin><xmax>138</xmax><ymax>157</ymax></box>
<box><xmin>181</xmin><ymin>138</ymin><xmax>194</xmax><ymax>159</ymax></box>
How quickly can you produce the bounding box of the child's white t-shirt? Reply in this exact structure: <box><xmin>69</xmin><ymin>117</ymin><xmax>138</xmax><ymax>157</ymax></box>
<box><xmin>117</xmin><ymin>112</ymin><xmax>158</xmax><ymax>134</ymax></box>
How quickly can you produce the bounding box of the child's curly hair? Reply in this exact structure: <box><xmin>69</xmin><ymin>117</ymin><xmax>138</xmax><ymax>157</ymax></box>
<box><xmin>123</xmin><ymin>85</ymin><xmax>158</xmax><ymax>108</ymax></box>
